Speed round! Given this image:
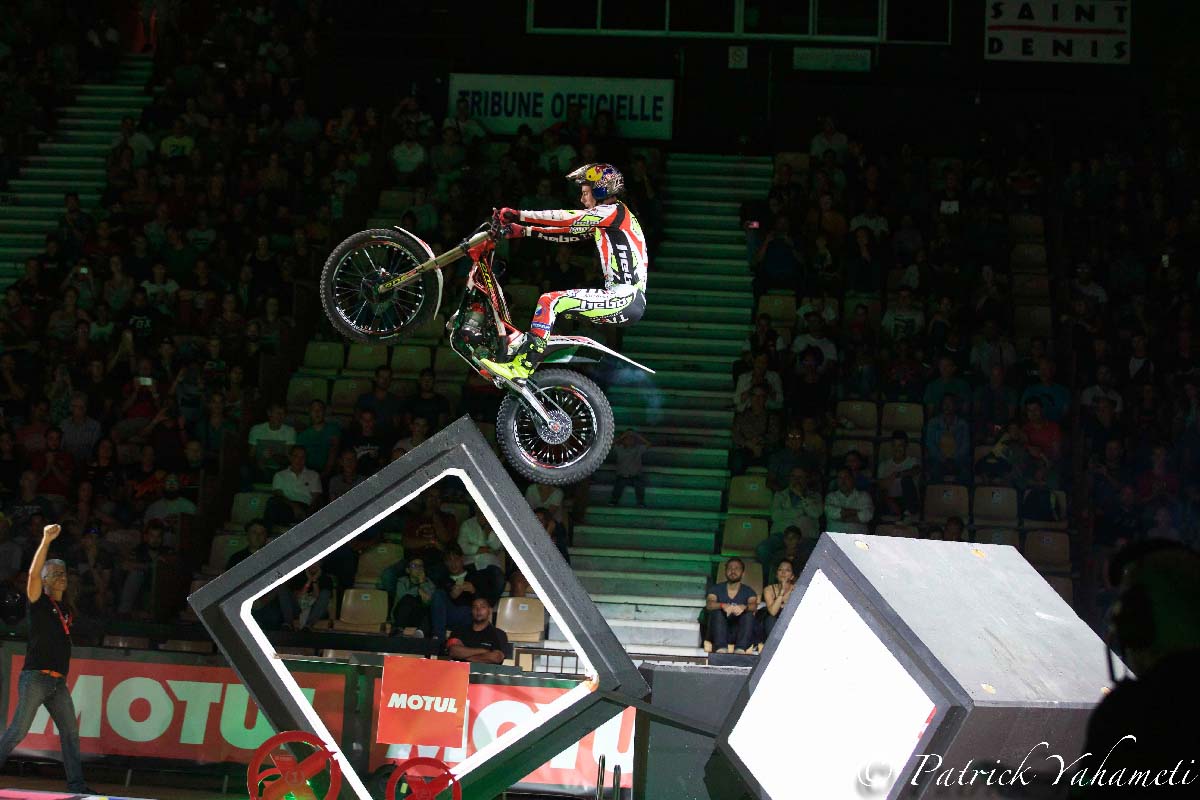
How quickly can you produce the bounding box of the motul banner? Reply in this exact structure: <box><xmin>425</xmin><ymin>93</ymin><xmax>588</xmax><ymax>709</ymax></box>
<box><xmin>2</xmin><ymin>650</ymin><xmax>346</xmax><ymax>765</ymax></box>
<box><xmin>369</xmin><ymin>676</ymin><xmax>635</xmax><ymax>797</ymax></box>
<box><xmin>377</xmin><ymin>656</ymin><xmax>469</xmax><ymax>748</ymax></box>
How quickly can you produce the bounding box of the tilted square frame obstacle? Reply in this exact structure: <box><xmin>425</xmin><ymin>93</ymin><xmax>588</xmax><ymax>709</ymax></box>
<box><xmin>190</xmin><ymin>417</ymin><xmax>649</xmax><ymax>799</ymax></box>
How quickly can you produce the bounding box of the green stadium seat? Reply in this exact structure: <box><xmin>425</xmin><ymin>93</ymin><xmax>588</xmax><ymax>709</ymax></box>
<box><xmin>391</xmin><ymin>344</ymin><xmax>432</xmax><ymax>377</ymax></box>
<box><xmin>722</xmin><ymin>517</ymin><xmax>768</xmax><ymax>556</ymax></box>
<box><xmin>330</xmin><ymin>378</ymin><xmax>369</xmax><ymax>414</ymax></box>
<box><xmin>302</xmin><ymin>342</ymin><xmax>345</xmax><ymax>375</ymax></box>
<box><xmin>728</xmin><ymin>476</ymin><xmax>771</xmax><ymax>513</ymax></box>
<box><xmin>286</xmin><ymin>376</ymin><xmax>329</xmax><ymax>412</ymax></box>
<box><xmin>346</xmin><ymin>343</ymin><xmax>389</xmax><ymax>375</ymax></box>
<box><xmin>229</xmin><ymin>493</ymin><xmax>270</xmax><ymax>528</ymax></box>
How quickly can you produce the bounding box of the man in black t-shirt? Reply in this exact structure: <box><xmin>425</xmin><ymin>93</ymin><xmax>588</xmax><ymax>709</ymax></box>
<box><xmin>0</xmin><ymin>523</ymin><xmax>91</xmax><ymax>792</ymax></box>
<box><xmin>446</xmin><ymin>597</ymin><xmax>508</xmax><ymax>664</ymax></box>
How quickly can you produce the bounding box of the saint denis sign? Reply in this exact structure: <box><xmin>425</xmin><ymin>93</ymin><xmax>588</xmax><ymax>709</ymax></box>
<box><xmin>377</xmin><ymin>657</ymin><xmax>469</xmax><ymax>748</ymax></box>
<box><xmin>985</xmin><ymin>1</ymin><xmax>1132</xmax><ymax>64</ymax></box>
<box><xmin>448</xmin><ymin>73</ymin><xmax>674</xmax><ymax>140</ymax></box>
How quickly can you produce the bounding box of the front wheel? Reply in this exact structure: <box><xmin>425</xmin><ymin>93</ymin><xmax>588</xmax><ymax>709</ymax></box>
<box><xmin>495</xmin><ymin>368</ymin><xmax>615</xmax><ymax>485</ymax></box>
<box><xmin>320</xmin><ymin>228</ymin><xmax>441</xmax><ymax>344</ymax></box>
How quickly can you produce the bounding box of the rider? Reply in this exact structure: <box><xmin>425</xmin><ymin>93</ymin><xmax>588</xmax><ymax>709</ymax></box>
<box><xmin>479</xmin><ymin>162</ymin><xmax>648</xmax><ymax>381</ymax></box>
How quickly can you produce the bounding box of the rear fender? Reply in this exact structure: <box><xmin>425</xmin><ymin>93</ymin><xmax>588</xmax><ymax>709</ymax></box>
<box><xmin>541</xmin><ymin>335</ymin><xmax>655</xmax><ymax>374</ymax></box>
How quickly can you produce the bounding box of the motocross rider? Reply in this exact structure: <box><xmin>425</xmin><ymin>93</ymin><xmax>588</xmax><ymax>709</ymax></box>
<box><xmin>479</xmin><ymin>162</ymin><xmax>648</xmax><ymax>382</ymax></box>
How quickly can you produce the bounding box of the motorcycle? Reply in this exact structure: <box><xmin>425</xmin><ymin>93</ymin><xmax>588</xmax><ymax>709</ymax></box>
<box><xmin>319</xmin><ymin>215</ymin><xmax>654</xmax><ymax>485</ymax></box>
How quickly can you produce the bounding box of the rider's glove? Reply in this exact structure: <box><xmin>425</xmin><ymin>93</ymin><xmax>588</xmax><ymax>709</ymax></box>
<box><xmin>502</xmin><ymin>223</ymin><xmax>526</xmax><ymax>239</ymax></box>
<box><xmin>497</xmin><ymin>207</ymin><xmax>521</xmax><ymax>224</ymax></box>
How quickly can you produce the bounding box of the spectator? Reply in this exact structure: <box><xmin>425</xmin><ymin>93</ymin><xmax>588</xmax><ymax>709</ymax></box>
<box><xmin>1022</xmin><ymin>398</ymin><xmax>1063</xmax><ymax>481</ymax></box>
<box><xmin>925</xmin><ymin>395</ymin><xmax>972</xmax><ymax>483</ymax></box>
<box><xmin>534</xmin><ymin>507</ymin><xmax>571</xmax><ymax>565</ymax></box>
<box><xmin>791</xmin><ymin>312</ymin><xmax>838</xmax><ymax>377</ymax></box>
<box><xmin>381</xmin><ymin>557</ymin><xmax>434</xmax><ymax>636</ymax></box>
<box><xmin>141</xmin><ymin>474</ymin><xmax>196</xmax><ymax>528</ymax></box>
<box><xmin>1020</xmin><ymin>358</ymin><xmax>1070</xmax><ymax>423</ymax></box>
<box><xmin>445</xmin><ymin>597</ymin><xmax>507</xmax><ymax>664</ymax></box>
<box><xmin>766</xmin><ymin>422</ymin><xmax>820</xmax><ymax>490</ymax></box>
<box><xmin>117</xmin><ymin>520</ymin><xmax>174</xmax><ymax>618</ymax></box>
<box><xmin>734</xmin><ymin>353</ymin><xmax>784</xmax><ymax>411</ymax></box>
<box><xmin>876</xmin><ymin>431</ymin><xmax>921</xmax><ymax>520</ymax></box>
<box><xmin>327</xmin><ymin>450</ymin><xmax>364</xmax><ymax>502</ymax></box>
<box><xmin>759</xmin><ymin>558</ymin><xmax>796</xmax><ymax>641</ymax></box>
<box><xmin>731</xmin><ymin>386</ymin><xmax>781</xmax><ymax>475</ymax></box>
<box><xmin>407</xmin><ymin>368</ymin><xmax>449</xmax><ymax>430</ymax></box>
<box><xmin>296</xmin><ymin>400</ymin><xmax>341</xmax><ymax>479</ymax></box>
<box><xmin>525</xmin><ymin>482</ymin><xmax>565</xmax><ymax>529</ymax></box>
<box><xmin>1081</xmin><ymin>365</ymin><xmax>1123</xmax><ymax>416</ymax></box>
<box><xmin>608</xmin><ymin>429</ymin><xmax>649</xmax><ymax>507</ymax></box>
<box><xmin>266</xmin><ymin>446</ymin><xmax>322</xmax><ymax>526</ymax></box>
<box><xmin>973</xmin><ymin>365</ymin><xmax>1019</xmax><ymax>446</ymax></box>
<box><xmin>457</xmin><ymin>509</ymin><xmax>504</xmax><ymax>598</ymax></box>
<box><xmin>880</xmin><ymin>287</ymin><xmax>925</xmax><ymax>344</ymax></box>
<box><xmin>431</xmin><ymin>544</ymin><xmax>489</xmax><ymax>643</ymax></box>
<box><xmin>923</xmin><ymin>356</ymin><xmax>972</xmax><ymax>418</ymax></box>
<box><xmin>768</xmin><ymin>467</ymin><xmax>822</xmax><ymax>538</ymax></box>
<box><xmin>247</xmin><ymin>402</ymin><xmax>296</xmax><ymax>480</ymax></box>
<box><xmin>281</xmin><ymin>563</ymin><xmax>334</xmax><ymax>631</ymax></box>
<box><xmin>824</xmin><ymin>467</ymin><xmax>874</xmax><ymax>534</ymax></box>
<box><xmin>969</xmin><ymin>320</ymin><xmax>1017</xmax><ymax>377</ymax></box>
<box><xmin>705</xmin><ymin>558</ymin><xmax>758</xmax><ymax>654</ymax></box>
<box><xmin>403</xmin><ymin>489</ymin><xmax>456</xmax><ymax>569</ymax></box>
<box><xmin>341</xmin><ymin>409</ymin><xmax>389</xmax><ymax>476</ymax></box>
<box><xmin>31</xmin><ymin>429</ymin><xmax>76</xmax><ymax>497</ymax></box>
<box><xmin>356</xmin><ymin>366</ymin><xmax>404</xmax><ymax>438</ymax></box>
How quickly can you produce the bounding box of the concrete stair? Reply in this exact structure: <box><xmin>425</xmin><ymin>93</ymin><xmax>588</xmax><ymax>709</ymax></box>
<box><xmin>0</xmin><ymin>53</ymin><xmax>152</xmax><ymax>289</ymax></box>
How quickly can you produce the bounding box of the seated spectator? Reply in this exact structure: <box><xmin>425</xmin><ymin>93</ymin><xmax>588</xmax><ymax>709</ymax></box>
<box><xmin>142</xmin><ymin>473</ymin><xmax>196</xmax><ymax>529</ymax></box>
<box><xmin>752</xmin><ymin>214</ymin><xmax>804</xmax><ymax>296</ymax></box>
<box><xmin>759</xmin><ymin>558</ymin><xmax>797</xmax><ymax>641</ymax></box>
<box><xmin>969</xmin><ymin>320</ymin><xmax>1017</xmax><ymax>377</ymax></box>
<box><xmin>1089</xmin><ymin>439</ymin><xmax>1133</xmax><ymax>515</ymax></box>
<box><xmin>296</xmin><ymin>399</ymin><xmax>341</xmax><ymax>478</ymax></box>
<box><xmin>266</xmin><ymin>445</ymin><xmax>322</xmax><ymax>526</ymax></box>
<box><xmin>1136</xmin><ymin>444</ymin><xmax>1181</xmax><ymax>508</ymax></box>
<box><xmin>608</xmin><ymin>429</ymin><xmax>649</xmax><ymax>507</ymax></box>
<box><xmin>923</xmin><ymin>356</ymin><xmax>972</xmax><ymax>418</ymax></box>
<box><xmin>60</xmin><ymin>393</ymin><xmax>102</xmax><ymax>464</ymax></box>
<box><xmin>791</xmin><ymin>312</ymin><xmax>838</xmax><ymax>377</ymax></box>
<box><xmin>876</xmin><ymin>431</ymin><xmax>921</xmax><ymax>520</ymax></box>
<box><xmin>930</xmin><ymin>516</ymin><xmax>966</xmax><ymax>542</ymax></box>
<box><xmin>31</xmin><ymin>428</ymin><xmax>76</xmax><ymax>497</ymax></box>
<box><xmin>925</xmin><ymin>395</ymin><xmax>971</xmax><ymax>483</ymax></box>
<box><xmin>402</xmin><ymin>489</ymin><xmax>456</xmax><ymax>571</ymax></box>
<box><xmin>392</xmin><ymin>415</ymin><xmax>429</xmax><ymax>455</ymax></box>
<box><xmin>1083</xmin><ymin>396</ymin><xmax>1124</xmax><ymax>457</ymax></box>
<box><xmin>766</xmin><ymin>422</ymin><xmax>820</xmax><ymax>490</ymax></box>
<box><xmin>68</xmin><ymin>526</ymin><xmax>113</xmax><ymax>617</ymax></box>
<box><xmin>973</xmin><ymin>365</ymin><xmax>1018</xmax><ymax>446</ymax></box>
<box><xmin>445</xmin><ymin>597</ymin><xmax>507</xmax><ymax>664</ymax></box>
<box><xmin>406</xmin><ymin>368</ymin><xmax>449</xmax><ymax>431</ymax></box>
<box><xmin>356</xmin><ymin>366</ymin><xmax>404</xmax><ymax>438</ymax></box>
<box><xmin>824</xmin><ymin>467</ymin><xmax>874</xmax><ymax>534</ymax></box>
<box><xmin>327</xmin><ymin>449</ymin><xmax>364</xmax><ymax>502</ymax></box>
<box><xmin>730</xmin><ymin>386</ymin><xmax>781</xmax><ymax>475</ymax></box>
<box><xmin>881</xmin><ymin>338</ymin><xmax>924</xmax><ymax>401</ymax></box>
<box><xmin>4</xmin><ymin>471</ymin><xmax>52</xmax><ymax>533</ymax></box>
<box><xmin>1020</xmin><ymin>358</ymin><xmax>1071</xmax><ymax>423</ymax></box>
<box><xmin>743</xmin><ymin>313</ymin><xmax>783</xmax><ymax>360</ymax></box>
<box><xmin>1022</xmin><ymin>399</ymin><xmax>1063</xmax><ymax>483</ymax></box>
<box><xmin>769</xmin><ymin>467</ymin><xmax>822</xmax><ymax>538</ymax></box>
<box><xmin>381</xmin><ymin>556</ymin><xmax>434</xmax><ymax>636</ymax></box>
<box><xmin>431</xmin><ymin>544</ymin><xmax>491</xmax><ymax>643</ymax></box>
<box><xmin>247</xmin><ymin>403</ymin><xmax>296</xmax><ymax>480</ymax></box>
<box><xmin>1020</xmin><ymin>466</ymin><xmax>1064</xmax><ymax>525</ymax></box>
<box><xmin>117</xmin><ymin>519</ymin><xmax>174</xmax><ymax>618</ymax></box>
<box><xmin>880</xmin><ymin>287</ymin><xmax>925</xmax><ymax>344</ymax></box>
<box><xmin>734</xmin><ymin>353</ymin><xmax>784</xmax><ymax>412</ymax></box>
<box><xmin>458</xmin><ymin>508</ymin><xmax>505</xmax><ymax>595</ymax></box>
<box><xmin>341</xmin><ymin>409</ymin><xmax>389</xmax><ymax>476</ymax></box>
<box><xmin>705</xmin><ymin>558</ymin><xmax>758</xmax><ymax>654</ymax></box>
<box><xmin>281</xmin><ymin>563</ymin><xmax>334</xmax><ymax>631</ymax></box>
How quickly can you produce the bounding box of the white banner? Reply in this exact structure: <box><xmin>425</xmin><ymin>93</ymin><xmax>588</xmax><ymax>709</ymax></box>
<box><xmin>448</xmin><ymin>73</ymin><xmax>674</xmax><ymax>140</ymax></box>
<box><xmin>984</xmin><ymin>1</ymin><xmax>1132</xmax><ymax>64</ymax></box>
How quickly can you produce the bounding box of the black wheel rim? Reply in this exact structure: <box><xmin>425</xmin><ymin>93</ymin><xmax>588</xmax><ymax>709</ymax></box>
<box><xmin>511</xmin><ymin>385</ymin><xmax>598</xmax><ymax>470</ymax></box>
<box><xmin>330</xmin><ymin>239</ymin><xmax>425</xmax><ymax>337</ymax></box>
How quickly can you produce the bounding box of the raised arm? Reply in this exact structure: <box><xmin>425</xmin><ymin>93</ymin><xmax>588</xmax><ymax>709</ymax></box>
<box><xmin>26</xmin><ymin>523</ymin><xmax>61</xmax><ymax>603</ymax></box>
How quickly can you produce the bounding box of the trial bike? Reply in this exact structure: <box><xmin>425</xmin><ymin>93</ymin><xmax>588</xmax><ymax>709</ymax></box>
<box><xmin>319</xmin><ymin>216</ymin><xmax>653</xmax><ymax>484</ymax></box>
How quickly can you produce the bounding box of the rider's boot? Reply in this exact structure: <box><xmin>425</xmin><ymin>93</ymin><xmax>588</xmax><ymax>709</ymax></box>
<box><xmin>480</xmin><ymin>336</ymin><xmax>544</xmax><ymax>382</ymax></box>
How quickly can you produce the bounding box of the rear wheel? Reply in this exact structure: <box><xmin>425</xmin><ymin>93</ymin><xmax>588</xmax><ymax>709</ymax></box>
<box><xmin>495</xmin><ymin>368</ymin><xmax>615</xmax><ymax>485</ymax></box>
<box><xmin>320</xmin><ymin>228</ymin><xmax>440</xmax><ymax>344</ymax></box>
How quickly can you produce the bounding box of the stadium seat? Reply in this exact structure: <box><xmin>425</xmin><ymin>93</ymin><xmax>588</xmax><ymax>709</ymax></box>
<box><xmin>286</xmin><ymin>376</ymin><xmax>329</xmax><ymax>412</ymax></box>
<box><xmin>434</xmin><ymin>345</ymin><xmax>461</xmax><ymax>373</ymax></box>
<box><xmin>1014</xmin><ymin>305</ymin><xmax>1052</xmax><ymax>341</ymax></box>
<box><xmin>506</xmin><ymin>283</ymin><xmax>541</xmax><ymax>314</ymax></box>
<box><xmin>330</xmin><ymin>378</ymin><xmax>369</xmax><ymax>414</ymax></box>
<box><xmin>1023</xmin><ymin>491</ymin><xmax>1069</xmax><ymax>529</ymax></box>
<box><xmin>728</xmin><ymin>476</ymin><xmax>772</xmax><ymax>513</ymax></box>
<box><xmin>722</xmin><ymin>517</ymin><xmax>768</xmax><ymax>556</ymax></box>
<box><xmin>774</xmin><ymin>151</ymin><xmax>810</xmax><ymax>173</ymax></box>
<box><xmin>1008</xmin><ymin>214</ymin><xmax>1045</xmax><ymax>243</ymax></box>
<box><xmin>881</xmin><ymin>402</ymin><xmax>924</xmax><ymax>435</ymax></box>
<box><xmin>302</xmin><ymin>342</ymin><xmax>345</xmax><ymax>375</ymax></box>
<box><xmin>102</xmin><ymin>636</ymin><xmax>151</xmax><ymax>649</ymax></box>
<box><xmin>1010</xmin><ymin>243</ymin><xmax>1048</xmax><ymax>273</ymax></box>
<box><xmin>391</xmin><ymin>344</ymin><xmax>432</xmax><ymax>377</ymax></box>
<box><xmin>229</xmin><ymin>492</ymin><xmax>270</xmax><ymax>528</ymax></box>
<box><xmin>1024</xmin><ymin>530</ymin><xmax>1071</xmax><ymax>573</ymax></box>
<box><xmin>160</xmin><ymin>639</ymin><xmax>215</xmax><ymax>654</ymax></box>
<box><xmin>346</xmin><ymin>343</ymin><xmax>389</xmax><ymax>375</ymax></box>
<box><xmin>874</xmin><ymin>523</ymin><xmax>917</xmax><ymax>538</ymax></box>
<box><xmin>1045</xmin><ymin>575</ymin><xmax>1073</xmax><ymax>605</ymax></box>
<box><xmin>923</xmin><ymin>484</ymin><xmax>968</xmax><ymax>523</ymax></box>
<box><xmin>354</xmin><ymin>542</ymin><xmax>404</xmax><ymax>587</ymax></box>
<box><xmin>378</xmin><ymin>188</ymin><xmax>415</xmax><ymax>212</ymax></box>
<box><xmin>975</xmin><ymin>528</ymin><xmax>1020</xmax><ymax>548</ymax></box>
<box><xmin>757</xmin><ymin>294</ymin><xmax>797</xmax><ymax>327</ymax></box>
<box><xmin>330</xmin><ymin>589</ymin><xmax>389</xmax><ymax>633</ymax></box>
<box><xmin>203</xmin><ymin>534</ymin><xmax>248</xmax><ymax>576</ymax></box>
<box><xmin>972</xmin><ymin>487</ymin><xmax>1019</xmax><ymax>526</ymax></box>
<box><xmin>496</xmin><ymin>597</ymin><xmax>546</xmax><ymax>643</ymax></box>
<box><xmin>1011</xmin><ymin>273</ymin><xmax>1050</xmax><ymax>302</ymax></box>
<box><xmin>835</xmin><ymin>400</ymin><xmax>878</xmax><ymax>436</ymax></box>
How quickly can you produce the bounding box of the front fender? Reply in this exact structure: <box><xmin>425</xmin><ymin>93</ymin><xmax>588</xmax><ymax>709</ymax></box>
<box><xmin>542</xmin><ymin>335</ymin><xmax>655</xmax><ymax>374</ymax></box>
<box><xmin>393</xmin><ymin>225</ymin><xmax>443</xmax><ymax>318</ymax></box>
